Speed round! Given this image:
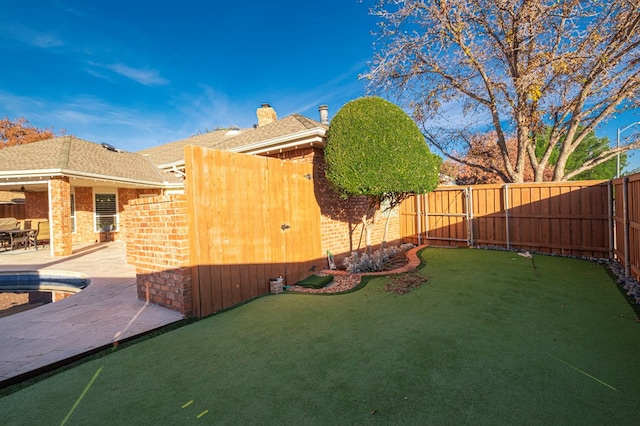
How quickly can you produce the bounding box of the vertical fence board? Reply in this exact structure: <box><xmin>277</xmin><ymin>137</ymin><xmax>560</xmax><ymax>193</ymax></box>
<box><xmin>186</xmin><ymin>147</ymin><xmax>321</xmax><ymax>317</ymax></box>
<box><xmin>401</xmin><ymin>181</ymin><xmax>613</xmax><ymax>259</ymax></box>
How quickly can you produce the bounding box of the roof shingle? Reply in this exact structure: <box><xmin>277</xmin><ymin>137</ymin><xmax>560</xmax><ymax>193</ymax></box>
<box><xmin>0</xmin><ymin>136</ymin><xmax>181</xmax><ymax>184</ymax></box>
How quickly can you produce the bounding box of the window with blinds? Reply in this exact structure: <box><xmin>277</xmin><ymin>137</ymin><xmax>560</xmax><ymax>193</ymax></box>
<box><xmin>95</xmin><ymin>193</ymin><xmax>117</xmax><ymax>231</ymax></box>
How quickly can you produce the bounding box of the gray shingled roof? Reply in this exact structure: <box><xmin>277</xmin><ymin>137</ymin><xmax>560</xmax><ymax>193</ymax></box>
<box><xmin>138</xmin><ymin>114</ymin><xmax>327</xmax><ymax>165</ymax></box>
<box><xmin>0</xmin><ymin>136</ymin><xmax>181</xmax><ymax>185</ymax></box>
<box><xmin>137</xmin><ymin>128</ymin><xmax>248</xmax><ymax>167</ymax></box>
<box><xmin>0</xmin><ymin>113</ymin><xmax>326</xmax><ymax>189</ymax></box>
<box><xmin>212</xmin><ymin>114</ymin><xmax>327</xmax><ymax>151</ymax></box>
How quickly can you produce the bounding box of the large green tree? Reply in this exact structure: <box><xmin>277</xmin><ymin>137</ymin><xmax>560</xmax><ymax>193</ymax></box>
<box><xmin>448</xmin><ymin>128</ymin><xmax>627</xmax><ymax>184</ymax></box>
<box><xmin>535</xmin><ymin>128</ymin><xmax>626</xmax><ymax>180</ymax></box>
<box><xmin>325</xmin><ymin>96</ymin><xmax>441</xmax><ymax>250</ymax></box>
<box><xmin>366</xmin><ymin>0</ymin><xmax>640</xmax><ymax>182</ymax></box>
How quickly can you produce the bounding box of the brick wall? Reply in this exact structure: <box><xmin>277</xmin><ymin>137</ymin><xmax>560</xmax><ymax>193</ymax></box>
<box><xmin>124</xmin><ymin>194</ymin><xmax>192</xmax><ymax>315</ymax></box>
<box><xmin>24</xmin><ymin>191</ymin><xmax>48</xmax><ymax>219</ymax></box>
<box><xmin>270</xmin><ymin>148</ymin><xmax>401</xmax><ymax>263</ymax></box>
<box><xmin>73</xmin><ymin>187</ymin><xmax>94</xmax><ymax>243</ymax></box>
<box><xmin>50</xmin><ymin>177</ymin><xmax>72</xmax><ymax>256</ymax></box>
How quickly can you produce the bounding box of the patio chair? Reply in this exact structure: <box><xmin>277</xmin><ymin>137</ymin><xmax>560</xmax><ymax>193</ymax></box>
<box><xmin>35</xmin><ymin>221</ymin><xmax>50</xmax><ymax>248</ymax></box>
<box><xmin>0</xmin><ymin>217</ymin><xmax>19</xmax><ymax>250</ymax></box>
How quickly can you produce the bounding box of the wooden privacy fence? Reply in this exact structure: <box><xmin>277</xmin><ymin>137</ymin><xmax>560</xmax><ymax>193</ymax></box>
<box><xmin>400</xmin><ymin>181</ymin><xmax>613</xmax><ymax>259</ymax></box>
<box><xmin>185</xmin><ymin>147</ymin><xmax>322</xmax><ymax>317</ymax></box>
<box><xmin>613</xmin><ymin>175</ymin><xmax>640</xmax><ymax>280</ymax></box>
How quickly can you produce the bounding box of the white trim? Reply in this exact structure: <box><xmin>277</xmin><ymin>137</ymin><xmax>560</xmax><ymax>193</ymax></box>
<box><xmin>47</xmin><ymin>181</ymin><xmax>54</xmax><ymax>257</ymax></box>
<box><xmin>157</xmin><ymin>128</ymin><xmax>327</xmax><ymax>171</ymax></box>
<box><xmin>0</xmin><ymin>168</ymin><xmax>175</xmax><ymax>188</ymax></box>
<box><xmin>227</xmin><ymin>128</ymin><xmax>326</xmax><ymax>154</ymax></box>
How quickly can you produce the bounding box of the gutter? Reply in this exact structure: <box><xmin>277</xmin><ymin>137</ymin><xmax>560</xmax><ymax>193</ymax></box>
<box><xmin>0</xmin><ymin>168</ymin><xmax>177</xmax><ymax>189</ymax></box>
<box><xmin>227</xmin><ymin>128</ymin><xmax>326</xmax><ymax>154</ymax></box>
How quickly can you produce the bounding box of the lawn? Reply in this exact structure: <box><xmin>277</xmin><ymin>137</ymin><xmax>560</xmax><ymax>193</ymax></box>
<box><xmin>1</xmin><ymin>248</ymin><xmax>639</xmax><ymax>425</ymax></box>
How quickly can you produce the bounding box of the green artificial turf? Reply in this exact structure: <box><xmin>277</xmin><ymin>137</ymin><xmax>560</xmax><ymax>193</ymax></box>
<box><xmin>294</xmin><ymin>274</ymin><xmax>334</xmax><ymax>289</ymax></box>
<box><xmin>1</xmin><ymin>248</ymin><xmax>639</xmax><ymax>425</ymax></box>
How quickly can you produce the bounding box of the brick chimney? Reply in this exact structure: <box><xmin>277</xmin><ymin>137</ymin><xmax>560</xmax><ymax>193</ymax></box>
<box><xmin>256</xmin><ymin>103</ymin><xmax>277</xmax><ymax>127</ymax></box>
<box><xmin>319</xmin><ymin>105</ymin><xmax>329</xmax><ymax>125</ymax></box>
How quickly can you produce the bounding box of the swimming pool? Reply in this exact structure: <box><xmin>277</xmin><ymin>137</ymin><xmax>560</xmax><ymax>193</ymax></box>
<box><xmin>0</xmin><ymin>270</ymin><xmax>90</xmax><ymax>294</ymax></box>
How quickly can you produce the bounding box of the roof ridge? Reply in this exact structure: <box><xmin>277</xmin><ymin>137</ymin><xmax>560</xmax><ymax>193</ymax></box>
<box><xmin>56</xmin><ymin>136</ymin><xmax>72</xmax><ymax>169</ymax></box>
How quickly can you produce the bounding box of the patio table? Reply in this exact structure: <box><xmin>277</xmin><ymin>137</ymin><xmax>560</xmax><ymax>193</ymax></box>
<box><xmin>0</xmin><ymin>228</ymin><xmax>38</xmax><ymax>251</ymax></box>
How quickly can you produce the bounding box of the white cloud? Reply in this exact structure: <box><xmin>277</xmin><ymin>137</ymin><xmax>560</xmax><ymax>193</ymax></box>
<box><xmin>0</xmin><ymin>23</ymin><xmax>63</xmax><ymax>48</ymax></box>
<box><xmin>31</xmin><ymin>34</ymin><xmax>63</xmax><ymax>48</ymax></box>
<box><xmin>106</xmin><ymin>63</ymin><xmax>169</xmax><ymax>86</ymax></box>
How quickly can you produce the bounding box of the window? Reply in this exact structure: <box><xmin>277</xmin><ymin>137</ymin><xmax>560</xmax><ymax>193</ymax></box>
<box><xmin>70</xmin><ymin>193</ymin><xmax>76</xmax><ymax>233</ymax></box>
<box><xmin>95</xmin><ymin>193</ymin><xmax>117</xmax><ymax>231</ymax></box>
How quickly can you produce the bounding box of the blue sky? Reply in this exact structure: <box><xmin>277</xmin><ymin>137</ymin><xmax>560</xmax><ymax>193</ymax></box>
<box><xmin>1</xmin><ymin>0</ymin><xmax>638</xmax><ymax>171</ymax></box>
<box><xmin>0</xmin><ymin>0</ymin><xmax>377</xmax><ymax>151</ymax></box>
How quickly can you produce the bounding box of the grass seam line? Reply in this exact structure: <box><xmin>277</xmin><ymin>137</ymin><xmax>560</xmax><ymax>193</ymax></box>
<box><xmin>546</xmin><ymin>353</ymin><xmax>617</xmax><ymax>391</ymax></box>
<box><xmin>60</xmin><ymin>366</ymin><xmax>104</xmax><ymax>426</ymax></box>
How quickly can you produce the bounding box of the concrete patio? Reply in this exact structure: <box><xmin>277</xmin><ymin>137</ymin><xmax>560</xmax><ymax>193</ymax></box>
<box><xmin>0</xmin><ymin>241</ymin><xmax>185</xmax><ymax>387</ymax></box>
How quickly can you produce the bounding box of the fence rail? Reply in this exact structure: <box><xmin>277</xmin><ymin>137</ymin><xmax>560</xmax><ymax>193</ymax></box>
<box><xmin>401</xmin><ymin>181</ymin><xmax>613</xmax><ymax>258</ymax></box>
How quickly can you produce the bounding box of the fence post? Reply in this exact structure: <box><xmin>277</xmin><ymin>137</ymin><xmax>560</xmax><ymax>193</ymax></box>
<box><xmin>425</xmin><ymin>192</ymin><xmax>430</xmax><ymax>244</ymax></box>
<box><xmin>504</xmin><ymin>184</ymin><xmax>510</xmax><ymax>250</ymax></box>
<box><xmin>608</xmin><ymin>181</ymin><xmax>614</xmax><ymax>260</ymax></box>
<box><xmin>416</xmin><ymin>194</ymin><xmax>422</xmax><ymax>246</ymax></box>
<box><xmin>466</xmin><ymin>186</ymin><xmax>474</xmax><ymax>246</ymax></box>
<box><xmin>623</xmin><ymin>177</ymin><xmax>630</xmax><ymax>278</ymax></box>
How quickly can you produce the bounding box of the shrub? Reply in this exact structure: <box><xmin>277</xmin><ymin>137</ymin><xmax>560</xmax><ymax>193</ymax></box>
<box><xmin>343</xmin><ymin>243</ymin><xmax>415</xmax><ymax>273</ymax></box>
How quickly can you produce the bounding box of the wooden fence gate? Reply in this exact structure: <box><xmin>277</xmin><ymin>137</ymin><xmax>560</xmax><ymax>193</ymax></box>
<box><xmin>401</xmin><ymin>181</ymin><xmax>612</xmax><ymax>258</ymax></box>
<box><xmin>400</xmin><ymin>187</ymin><xmax>471</xmax><ymax>247</ymax></box>
<box><xmin>185</xmin><ymin>147</ymin><xmax>322</xmax><ymax>317</ymax></box>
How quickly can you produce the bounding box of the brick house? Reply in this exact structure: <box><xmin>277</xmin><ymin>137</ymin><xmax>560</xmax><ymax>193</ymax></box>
<box><xmin>0</xmin><ymin>137</ymin><xmax>183</xmax><ymax>255</ymax></box>
<box><xmin>138</xmin><ymin>104</ymin><xmax>400</xmax><ymax>261</ymax></box>
<box><xmin>1</xmin><ymin>104</ymin><xmax>400</xmax><ymax>259</ymax></box>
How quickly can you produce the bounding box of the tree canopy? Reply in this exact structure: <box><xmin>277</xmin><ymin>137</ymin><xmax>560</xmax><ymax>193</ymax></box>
<box><xmin>448</xmin><ymin>128</ymin><xmax>626</xmax><ymax>184</ymax></box>
<box><xmin>0</xmin><ymin>117</ymin><xmax>64</xmax><ymax>148</ymax></box>
<box><xmin>366</xmin><ymin>0</ymin><xmax>640</xmax><ymax>182</ymax></box>
<box><xmin>325</xmin><ymin>96</ymin><xmax>440</xmax><ymax>252</ymax></box>
<box><xmin>325</xmin><ymin>96</ymin><xmax>441</xmax><ymax>206</ymax></box>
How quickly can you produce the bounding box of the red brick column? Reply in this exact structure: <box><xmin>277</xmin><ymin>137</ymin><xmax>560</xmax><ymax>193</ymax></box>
<box><xmin>49</xmin><ymin>177</ymin><xmax>73</xmax><ymax>256</ymax></box>
<box><xmin>124</xmin><ymin>195</ymin><xmax>192</xmax><ymax>316</ymax></box>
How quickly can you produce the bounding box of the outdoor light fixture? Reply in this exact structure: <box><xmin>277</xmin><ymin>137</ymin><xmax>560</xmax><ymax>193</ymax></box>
<box><xmin>616</xmin><ymin>121</ymin><xmax>640</xmax><ymax>178</ymax></box>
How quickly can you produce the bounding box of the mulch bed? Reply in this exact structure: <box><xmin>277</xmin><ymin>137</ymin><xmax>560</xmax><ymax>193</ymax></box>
<box><xmin>286</xmin><ymin>251</ymin><xmax>410</xmax><ymax>294</ymax></box>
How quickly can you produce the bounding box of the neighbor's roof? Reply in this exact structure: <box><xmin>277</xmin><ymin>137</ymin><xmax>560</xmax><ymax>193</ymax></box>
<box><xmin>0</xmin><ymin>136</ymin><xmax>182</xmax><ymax>186</ymax></box>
